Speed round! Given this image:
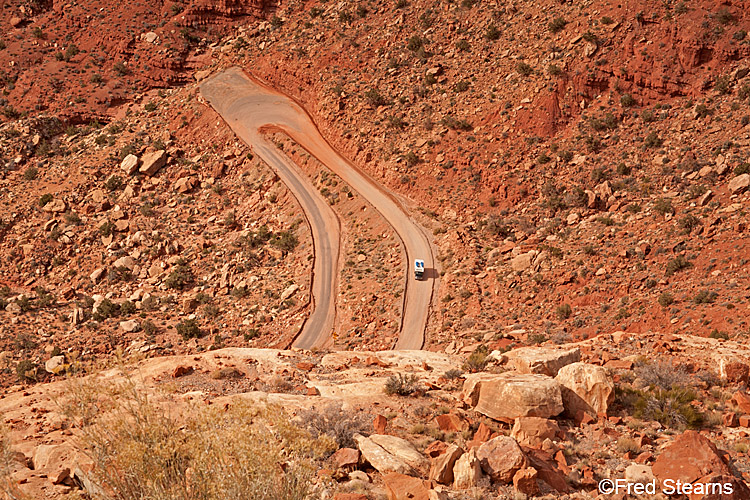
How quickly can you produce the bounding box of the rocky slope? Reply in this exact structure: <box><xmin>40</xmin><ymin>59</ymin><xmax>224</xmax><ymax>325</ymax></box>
<box><xmin>4</xmin><ymin>335</ymin><xmax>750</xmax><ymax>498</ymax></box>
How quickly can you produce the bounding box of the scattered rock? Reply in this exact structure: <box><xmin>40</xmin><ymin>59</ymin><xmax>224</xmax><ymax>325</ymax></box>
<box><xmin>513</xmin><ymin>467</ymin><xmax>540</xmax><ymax>496</ymax></box>
<box><xmin>44</xmin><ymin>355</ymin><xmax>65</xmax><ymax>375</ymax></box>
<box><xmin>120</xmin><ymin>154</ymin><xmax>140</xmax><ymax>175</ymax></box>
<box><xmin>429</xmin><ymin>444</ymin><xmax>463</xmax><ymax>484</ymax></box>
<box><xmin>510</xmin><ymin>417</ymin><xmax>561</xmax><ymax>448</ymax></box>
<box><xmin>139</xmin><ymin>150</ymin><xmax>167</xmax><ymax>176</ymax></box>
<box><xmin>476</xmin><ymin>436</ymin><xmax>526</xmax><ymax>483</ymax></box>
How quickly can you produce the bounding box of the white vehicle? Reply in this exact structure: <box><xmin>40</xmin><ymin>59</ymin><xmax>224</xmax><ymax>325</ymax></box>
<box><xmin>414</xmin><ymin>259</ymin><xmax>425</xmax><ymax>280</ymax></box>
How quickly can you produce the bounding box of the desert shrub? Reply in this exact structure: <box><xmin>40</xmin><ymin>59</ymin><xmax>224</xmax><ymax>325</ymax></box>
<box><xmin>516</xmin><ymin>61</ymin><xmax>533</xmax><ymax>76</ymax></box>
<box><xmin>714</xmin><ymin>75</ymin><xmax>731</xmax><ymax>95</ymax></box>
<box><xmin>99</xmin><ymin>220</ymin><xmax>114</xmax><ymax>237</ymax></box>
<box><xmin>548</xmin><ymin>17</ymin><xmax>567</xmax><ymax>33</ymax></box>
<box><xmin>486</xmin><ymin>24</ymin><xmax>500</xmax><ymax>40</ymax></box>
<box><xmin>695</xmin><ymin>103</ymin><xmax>713</xmax><ymax>119</ymax></box>
<box><xmin>665</xmin><ymin>255</ymin><xmax>692</xmax><ymax>276</ymax></box>
<box><xmin>556</xmin><ymin>303</ymin><xmax>572</xmax><ymax>320</ymax></box>
<box><xmin>644</xmin><ymin>131</ymin><xmax>663</xmax><ymax>148</ymax></box>
<box><xmin>694</xmin><ymin>289</ymin><xmax>718</xmax><ymax>304</ymax></box>
<box><xmin>709</xmin><ymin>329</ymin><xmax>729</xmax><ymax>340</ymax></box>
<box><xmin>38</xmin><ymin>193</ymin><xmax>53</xmax><ymax>207</ymax></box>
<box><xmin>176</xmin><ymin>318</ymin><xmax>202</xmax><ymax>340</ymax></box>
<box><xmin>15</xmin><ymin>359</ymin><xmax>37</xmax><ymax>382</ymax></box>
<box><xmin>620</xmin><ymin>93</ymin><xmax>636</xmax><ymax>107</ymax></box>
<box><xmin>658</xmin><ymin>292</ymin><xmax>674</xmax><ymax>308</ymax></box>
<box><xmin>384</xmin><ymin>373</ymin><xmax>421</xmax><ymax>396</ymax></box>
<box><xmin>24</xmin><ymin>166</ymin><xmax>38</xmax><ymax>180</ymax></box>
<box><xmin>635</xmin><ymin>361</ymin><xmax>690</xmax><ymax>390</ymax></box>
<box><xmin>142</xmin><ymin>320</ymin><xmax>157</xmax><ymax>336</ymax></box>
<box><xmin>634</xmin><ymin>387</ymin><xmax>704</xmax><ymax>430</ymax></box>
<box><xmin>297</xmin><ymin>402</ymin><xmax>371</xmax><ymax>448</ymax></box>
<box><xmin>93</xmin><ymin>298</ymin><xmax>120</xmax><ymax>321</ymax></box>
<box><xmin>364</xmin><ymin>88</ymin><xmax>389</xmax><ymax>107</ymax></box>
<box><xmin>462</xmin><ymin>345</ymin><xmax>489</xmax><ymax>373</ymax></box>
<box><xmin>653</xmin><ymin>198</ymin><xmax>674</xmax><ymax>216</ymax></box>
<box><xmin>678</xmin><ymin>214</ymin><xmax>701</xmax><ymax>233</ymax></box>
<box><xmin>444</xmin><ymin>369</ymin><xmax>463</xmax><ymax>380</ymax></box>
<box><xmin>113</xmin><ymin>61</ymin><xmax>128</xmax><ymax>76</ymax></box>
<box><xmin>547</xmin><ymin>64</ymin><xmax>563</xmax><ymax>76</ymax></box>
<box><xmin>61</xmin><ymin>379</ymin><xmax>328</xmax><ymax>500</ymax></box>
<box><xmin>270</xmin><ymin>230</ymin><xmax>299</xmax><ymax>253</ymax></box>
<box><xmin>165</xmin><ymin>260</ymin><xmax>194</xmax><ymax>289</ymax></box>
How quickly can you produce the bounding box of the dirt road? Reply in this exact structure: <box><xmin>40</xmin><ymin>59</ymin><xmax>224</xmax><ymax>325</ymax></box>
<box><xmin>200</xmin><ymin>67</ymin><xmax>435</xmax><ymax>350</ymax></box>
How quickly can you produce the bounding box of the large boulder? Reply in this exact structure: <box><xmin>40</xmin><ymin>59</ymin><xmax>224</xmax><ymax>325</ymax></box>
<box><xmin>429</xmin><ymin>444</ymin><xmax>463</xmax><ymax>484</ymax></box>
<box><xmin>555</xmin><ymin>362</ymin><xmax>614</xmax><ymax>416</ymax></box>
<box><xmin>468</xmin><ymin>373</ymin><xmax>564</xmax><ymax>421</ymax></box>
<box><xmin>475</xmin><ymin>436</ymin><xmax>526</xmax><ymax>483</ymax></box>
<box><xmin>139</xmin><ymin>150</ymin><xmax>167</xmax><ymax>176</ymax></box>
<box><xmin>728</xmin><ymin>173</ymin><xmax>750</xmax><ymax>194</ymax></box>
<box><xmin>505</xmin><ymin>346</ymin><xmax>581</xmax><ymax>376</ymax></box>
<box><xmin>120</xmin><ymin>154</ymin><xmax>140</xmax><ymax>175</ymax></box>
<box><xmin>453</xmin><ymin>448</ymin><xmax>482</xmax><ymax>489</ymax></box>
<box><xmin>510</xmin><ymin>417</ymin><xmax>561</xmax><ymax>449</ymax></box>
<box><xmin>652</xmin><ymin>431</ymin><xmax>731</xmax><ymax>488</ymax></box>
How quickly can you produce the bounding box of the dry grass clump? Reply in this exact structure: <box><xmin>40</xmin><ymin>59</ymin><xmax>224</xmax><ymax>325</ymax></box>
<box><xmin>297</xmin><ymin>402</ymin><xmax>371</xmax><ymax>448</ymax></box>
<box><xmin>62</xmin><ymin>377</ymin><xmax>334</xmax><ymax>500</ymax></box>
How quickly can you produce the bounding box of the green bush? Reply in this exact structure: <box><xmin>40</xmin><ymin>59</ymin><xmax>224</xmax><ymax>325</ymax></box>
<box><xmin>516</xmin><ymin>61</ymin><xmax>533</xmax><ymax>76</ymax></box>
<box><xmin>462</xmin><ymin>345</ymin><xmax>489</xmax><ymax>373</ymax></box>
<box><xmin>634</xmin><ymin>387</ymin><xmax>704</xmax><ymax>430</ymax></box>
<box><xmin>165</xmin><ymin>260</ymin><xmax>194</xmax><ymax>289</ymax></box>
<box><xmin>486</xmin><ymin>24</ymin><xmax>500</xmax><ymax>40</ymax></box>
<box><xmin>548</xmin><ymin>17</ymin><xmax>567</xmax><ymax>33</ymax></box>
<box><xmin>658</xmin><ymin>292</ymin><xmax>674</xmax><ymax>308</ymax></box>
<box><xmin>270</xmin><ymin>231</ymin><xmax>299</xmax><ymax>253</ymax></box>
<box><xmin>693</xmin><ymin>290</ymin><xmax>717</xmax><ymax>304</ymax></box>
<box><xmin>38</xmin><ymin>193</ymin><xmax>53</xmax><ymax>207</ymax></box>
<box><xmin>176</xmin><ymin>318</ymin><xmax>203</xmax><ymax>340</ymax></box>
<box><xmin>556</xmin><ymin>303</ymin><xmax>572</xmax><ymax>320</ymax></box>
<box><xmin>665</xmin><ymin>255</ymin><xmax>692</xmax><ymax>276</ymax></box>
<box><xmin>620</xmin><ymin>93</ymin><xmax>636</xmax><ymax>107</ymax></box>
<box><xmin>653</xmin><ymin>198</ymin><xmax>674</xmax><ymax>216</ymax></box>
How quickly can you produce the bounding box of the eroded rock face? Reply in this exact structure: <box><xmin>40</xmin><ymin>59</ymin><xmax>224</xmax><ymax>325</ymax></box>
<box><xmin>652</xmin><ymin>431</ymin><xmax>730</xmax><ymax>487</ymax></box>
<box><xmin>475</xmin><ymin>436</ymin><xmax>526</xmax><ymax>483</ymax></box>
<box><xmin>468</xmin><ymin>373</ymin><xmax>564</xmax><ymax>421</ymax></box>
<box><xmin>555</xmin><ymin>362</ymin><xmax>615</xmax><ymax>416</ymax></box>
<box><xmin>505</xmin><ymin>346</ymin><xmax>581</xmax><ymax>376</ymax></box>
